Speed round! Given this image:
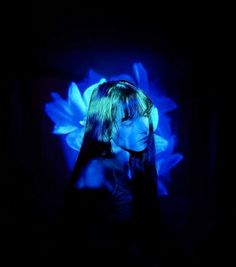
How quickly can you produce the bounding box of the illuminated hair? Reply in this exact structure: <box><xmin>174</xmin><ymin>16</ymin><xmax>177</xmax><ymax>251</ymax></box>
<box><xmin>85</xmin><ymin>80</ymin><xmax>153</xmax><ymax>142</ymax></box>
<box><xmin>70</xmin><ymin>80</ymin><xmax>158</xmax><ymax>191</ymax></box>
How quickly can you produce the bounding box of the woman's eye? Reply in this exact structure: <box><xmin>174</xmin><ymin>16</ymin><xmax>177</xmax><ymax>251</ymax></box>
<box><xmin>121</xmin><ymin>116</ymin><xmax>132</xmax><ymax>122</ymax></box>
<box><xmin>121</xmin><ymin>117</ymin><xmax>133</xmax><ymax>125</ymax></box>
<box><xmin>121</xmin><ymin>117</ymin><xmax>128</xmax><ymax>122</ymax></box>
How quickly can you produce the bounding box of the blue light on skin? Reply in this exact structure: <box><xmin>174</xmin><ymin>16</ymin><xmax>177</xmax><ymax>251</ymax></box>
<box><xmin>76</xmin><ymin>113</ymin><xmax>150</xmax><ymax>189</ymax></box>
<box><xmin>111</xmin><ymin>110</ymin><xmax>150</xmax><ymax>179</ymax></box>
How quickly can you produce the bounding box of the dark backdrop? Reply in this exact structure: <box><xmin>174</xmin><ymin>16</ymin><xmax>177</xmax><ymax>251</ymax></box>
<box><xmin>2</xmin><ymin>5</ymin><xmax>224</xmax><ymax>266</ymax></box>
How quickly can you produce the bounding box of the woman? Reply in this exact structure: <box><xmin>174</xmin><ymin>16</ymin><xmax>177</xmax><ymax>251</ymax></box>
<box><xmin>63</xmin><ymin>80</ymin><xmax>160</xmax><ymax>266</ymax></box>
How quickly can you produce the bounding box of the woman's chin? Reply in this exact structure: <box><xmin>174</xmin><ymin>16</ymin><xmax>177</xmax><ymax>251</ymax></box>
<box><xmin>119</xmin><ymin>142</ymin><xmax>147</xmax><ymax>154</ymax></box>
<box><xmin>130</xmin><ymin>144</ymin><xmax>147</xmax><ymax>153</ymax></box>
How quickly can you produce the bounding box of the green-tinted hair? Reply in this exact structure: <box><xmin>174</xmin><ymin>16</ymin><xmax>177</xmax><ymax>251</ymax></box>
<box><xmin>84</xmin><ymin>80</ymin><xmax>154</xmax><ymax>143</ymax></box>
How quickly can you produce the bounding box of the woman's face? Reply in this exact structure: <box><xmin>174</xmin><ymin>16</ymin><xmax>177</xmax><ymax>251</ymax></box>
<box><xmin>111</xmin><ymin>110</ymin><xmax>150</xmax><ymax>152</ymax></box>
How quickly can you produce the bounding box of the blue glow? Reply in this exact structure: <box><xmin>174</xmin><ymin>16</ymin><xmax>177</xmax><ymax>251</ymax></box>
<box><xmin>45</xmin><ymin>62</ymin><xmax>183</xmax><ymax>196</ymax></box>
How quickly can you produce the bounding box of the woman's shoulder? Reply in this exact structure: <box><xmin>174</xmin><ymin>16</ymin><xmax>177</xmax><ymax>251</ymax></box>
<box><xmin>74</xmin><ymin>157</ymin><xmax>116</xmax><ymax>190</ymax></box>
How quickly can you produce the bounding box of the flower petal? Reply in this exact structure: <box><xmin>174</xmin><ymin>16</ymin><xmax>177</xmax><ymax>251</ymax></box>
<box><xmin>157</xmin><ymin>113</ymin><xmax>172</xmax><ymax>137</ymax></box>
<box><xmin>154</xmin><ymin>134</ymin><xmax>168</xmax><ymax>154</ymax></box>
<box><xmin>156</xmin><ymin>96</ymin><xmax>177</xmax><ymax>113</ymax></box>
<box><xmin>157</xmin><ymin>153</ymin><xmax>183</xmax><ymax>175</ymax></box>
<box><xmin>68</xmin><ymin>82</ymin><xmax>87</xmax><ymax>115</ymax></box>
<box><xmin>50</xmin><ymin>92</ymin><xmax>72</xmax><ymax>115</ymax></box>
<box><xmin>133</xmin><ymin>62</ymin><xmax>149</xmax><ymax>91</ymax></box>
<box><xmin>45</xmin><ymin>102</ymin><xmax>74</xmax><ymax>125</ymax></box>
<box><xmin>65</xmin><ymin>128</ymin><xmax>85</xmax><ymax>151</ymax></box>
<box><xmin>157</xmin><ymin>179</ymin><xmax>168</xmax><ymax>196</ymax></box>
<box><xmin>53</xmin><ymin>124</ymin><xmax>78</xmax><ymax>134</ymax></box>
<box><xmin>151</xmin><ymin>106</ymin><xmax>159</xmax><ymax>131</ymax></box>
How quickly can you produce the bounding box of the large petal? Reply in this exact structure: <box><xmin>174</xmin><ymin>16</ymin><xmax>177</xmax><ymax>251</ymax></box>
<box><xmin>161</xmin><ymin>135</ymin><xmax>177</xmax><ymax>154</ymax></box>
<box><xmin>154</xmin><ymin>134</ymin><xmax>168</xmax><ymax>154</ymax></box>
<box><xmin>157</xmin><ymin>179</ymin><xmax>168</xmax><ymax>196</ymax></box>
<box><xmin>53</xmin><ymin>124</ymin><xmax>78</xmax><ymax>134</ymax></box>
<box><xmin>65</xmin><ymin>128</ymin><xmax>85</xmax><ymax>151</ymax></box>
<box><xmin>151</xmin><ymin>106</ymin><xmax>159</xmax><ymax>131</ymax></box>
<box><xmin>158</xmin><ymin>153</ymin><xmax>183</xmax><ymax>175</ymax></box>
<box><xmin>50</xmin><ymin>92</ymin><xmax>72</xmax><ymax>115</ymax></box>
<box><xmin>45</xmin><ymin>102</ymin><xmax>74</xmax><ymax>126</ymax></box>
<box><xmin>157</xmin><ymin>113</ymin><xmax>172</xmax><ymax>137</ymax></box>
<box><xmin>133</xmin><ymin>62</ymin><xmax>149</xmax><ymax>91</ymax></box>
<box><xmin>68</xmin><ymin>82</ymin><xmax>87</xmax><ymax>116</ymax></box>
<box><xmin>45</xmin><ymin>91</ymin><xmax>74</xmax><ymax>126</ymax></box>
<box><xmin>156</xmin><ymin>96</ymin><xmax>177</xmax><ymax>113</ymax></box>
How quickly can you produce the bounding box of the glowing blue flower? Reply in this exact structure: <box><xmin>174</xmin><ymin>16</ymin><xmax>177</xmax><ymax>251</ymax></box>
<box><xmin>45</xmin><ymin>62</ymin><xmax>183</xmax><ymax>196</ymax></box>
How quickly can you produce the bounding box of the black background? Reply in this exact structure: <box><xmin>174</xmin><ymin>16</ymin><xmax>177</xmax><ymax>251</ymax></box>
<box><xmin>2</xmin><ymin>4</ymin><xmax>227</xmax><ymax>266</ymax></box>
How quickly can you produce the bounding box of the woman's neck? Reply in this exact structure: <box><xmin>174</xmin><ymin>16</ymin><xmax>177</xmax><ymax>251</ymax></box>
<box><xmin>110</xmin><ymin>139</ymin><xmax>130</xmax><ymax>169</ymax></box>
<box><xmin>110</xmin><ymin>140</ymin><xmax>144</xmax><ymax>180</ymax></box>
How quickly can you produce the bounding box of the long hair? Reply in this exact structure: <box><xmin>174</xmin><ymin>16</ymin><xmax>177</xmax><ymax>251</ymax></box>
<box><xmin>69</xmin><ymin>80</ymin><xmax>158</xmax><ymax>195</ymax></box>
